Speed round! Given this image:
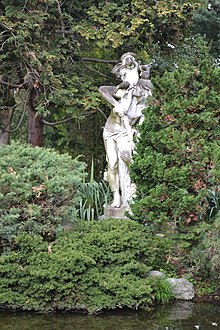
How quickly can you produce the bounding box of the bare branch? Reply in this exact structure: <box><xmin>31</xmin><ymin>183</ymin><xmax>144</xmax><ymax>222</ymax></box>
<box><xmin>56</xmin><ymin>0</ymin><xmax>65</xmax><ymax>38</ymax></box>
<box><xmin>2</xmin><ymin>108</ymin><xmax>25</xmax><ymax>133</ymax></box>
<box><xmin>56</xmin><ymin>29</ymin><xmax>76</xmax><ymax>34</ymax></box>
<box><xmin>3</xmin><ymin>87</ymin><xmax>31</xmax><ymax>133</ymax></box>
<box><xmin>97</xmin><ymin>107</ymin><xmax>108</xmax><ymax>120</ymax></box>
<box><xmin>61</xmin><ymin>0</ymin><xmax>68</xmax><ymax>6</ymax></box>
<box><xmin>42</xmin><ymin>116</ymin><xmax>76</xmax><ymax>126</ymax></box>
<box><xmin>42</xmin><ymin>110</ymin><xmax>98</xmax><ymax>126</ymax></box>
<box><xmin>0</xmin><ymin>79</ymin><xmax>24</xmax><ymax>89</ymax></box>
<box><xmin>82</xmin><ymin>62</ymin><xmax>109</xmax><ymax>78</ymax></box>
<box><xmin>69</xmin><ymin>54</ymin><xmax>117</xmax><ymax>65</ymax></box>
<box><xmin>83</xmin><ymin>110</ymin><xmax>98</xmax><ymax>117</ymax></box>
<box><xmin>81</xmin><ymin>57</ymin><xmax>117</xmax><ymax>64</ymax></box>
<box><xmin>21</xmin><ymin>0</ymin><xmax>29</xmax><ymax>11</ymax></box>
<box><xmin>0</xmin><ymin>39</ymin><xmax>9</xmax><ymax>51</ymax></box>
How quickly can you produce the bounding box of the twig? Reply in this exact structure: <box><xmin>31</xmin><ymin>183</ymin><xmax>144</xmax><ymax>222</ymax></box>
<box><xmin>82</xmin><ymin>62</ymin><xmax>108</xmax><ymax>78</ymax></box>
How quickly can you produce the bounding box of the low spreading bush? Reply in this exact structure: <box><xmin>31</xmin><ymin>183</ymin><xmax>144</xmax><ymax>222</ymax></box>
<box><xmin>0</xmin><ymin>142</ymin><xmax>85</xmax><ymax>248</ymax></box>
<box><xmin>0</xmin><ymin>219</ymin><xmax>172</xmax><ymax>313</ymax></box>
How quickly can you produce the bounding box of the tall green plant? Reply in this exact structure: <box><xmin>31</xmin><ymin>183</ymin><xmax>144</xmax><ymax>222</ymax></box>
<box><xmin>206</xmin><ymin>187</ymin><xmax>220</xmax><ymax>220</ymax></box>
<box><xmin>78</xmin><ymin>159</ymin><xmax>111</xmax><ymax>221</ymax></box>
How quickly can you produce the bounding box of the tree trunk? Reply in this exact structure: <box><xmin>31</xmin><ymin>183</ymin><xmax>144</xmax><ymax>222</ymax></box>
<box><xmin>0</xmin><ymin>108</ymin><xmax>14</xmax><ymax>145</ymax></box>
<box><xmin>27</xmin><ymin>89</ymin><xmax>44</xmax><ymax>147</ymax></box>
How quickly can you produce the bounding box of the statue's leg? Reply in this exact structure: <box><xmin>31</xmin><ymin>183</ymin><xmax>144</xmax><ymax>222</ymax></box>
<box><xmin>118</xmin><ymin>158</ymin><xmax>130</xmax><ymax>207</ymax></box>
<box><xmin>117</xmin><ymin>137</ymin><xmax>133</xmax><ymax>207</ymax></box>
<box><xmin>105</xmin><ymin>138</ymin><xmax>121</xmax><ymax>208</ymax></box>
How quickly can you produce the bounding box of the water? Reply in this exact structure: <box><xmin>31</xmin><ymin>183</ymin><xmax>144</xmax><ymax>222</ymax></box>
<box><xmin>0</xmin><ymin>302</ymin><xmax>220</xmax><ymax>330</ymax></box>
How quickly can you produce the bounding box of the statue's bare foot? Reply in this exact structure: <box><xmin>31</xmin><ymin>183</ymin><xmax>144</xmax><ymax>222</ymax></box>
<box><xmin>111</xmin><ymin>193</ymin><xmax>121</xmax><ymax>208</ymax></box>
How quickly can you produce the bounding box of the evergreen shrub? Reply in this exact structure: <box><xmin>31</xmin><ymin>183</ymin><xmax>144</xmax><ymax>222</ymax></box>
<box><xmin>185</xmin><ymin>213</ymin><xmax>220</xmax><ymax>281</ymax></box>
<box><xmin>0</xmin><ymin>142</ymin><xmax>85</xmax><ymax>247</ymax></box>
<box><xmin>0</xmin><ymin>219</ymin><xmax>172</xmax><ymax>313</ymax></box>
<box><xmin>131</xmin><ymin>53</ymin><xmax>220</xmax><ymax>229</ymax></box>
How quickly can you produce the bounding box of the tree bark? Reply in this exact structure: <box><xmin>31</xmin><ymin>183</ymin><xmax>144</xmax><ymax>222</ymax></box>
<box><xmin>27</xmin><ymin>89</ymin><xmax>44</xmax><ymax>147</ymax></box>
<box><xmin>0</xmin><ymin>108</ymin><xmax>14</xmax><ymax>145</ymax></box>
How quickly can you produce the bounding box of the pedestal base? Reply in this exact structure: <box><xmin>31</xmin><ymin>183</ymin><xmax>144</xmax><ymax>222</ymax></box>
<box><xmin>101</xmin><ymin>205</ymin><xmax>130</xmax><ymax>220</ymax></box>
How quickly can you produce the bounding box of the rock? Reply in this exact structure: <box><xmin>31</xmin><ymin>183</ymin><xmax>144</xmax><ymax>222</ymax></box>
<box><xmin>166</xmin><ymin>278</ymin><xmax>195</xmax><ymax>300</ymax></box>
<box><xmin>147</xmin><ymin>270</ymin><xmax>195</xmax><ymax>301</ymax></box>
<box><xmin>148</xmin><ymin>270</ymin><xmax>165</xmax><ymax>278</ymax></box>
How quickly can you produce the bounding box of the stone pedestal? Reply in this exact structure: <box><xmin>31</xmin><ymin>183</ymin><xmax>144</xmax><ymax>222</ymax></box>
<box><xmin>101</xmin><ymin>206</ymin><xmax>129</xmax><ymax>219</ymax></box>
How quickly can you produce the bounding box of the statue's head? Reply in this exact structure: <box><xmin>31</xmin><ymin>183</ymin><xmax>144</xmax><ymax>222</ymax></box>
<box><xmin>112</xmin><ymin>52</ymin><xmax>139</xmax><ymax>83</ymax></box>
<box><xmin>120</xmin><ymin>52</ymin><xmax>137</xmax><ymax>65</ymax></box>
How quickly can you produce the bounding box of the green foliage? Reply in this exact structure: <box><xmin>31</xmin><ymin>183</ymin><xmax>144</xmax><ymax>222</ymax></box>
<box><xmin>193</xmin><ymin>0</ymin><xmax>220</xmax><ymax>57</ymax></box>
<box><xmin>79</xmin><ymin>181</ymin><xmax>110</xmax><ymax>221</ymax></box>
<box><xmin>0</xmin><ymin>141</ymin><xmax>85</xmax><ymax>247</ymax></box>
<box><xmin>0</xmin><ymin>0</ymin><xmax>104</xmax><ymax>151</ymax></box>
<box><xmin>150</xmin><ymin>211</ymin><xmax>220</xmax><ymax>282</ymax></box>
<box><xmin>78</xmin><ymin>159</ymin><xmax>111</xmax><ymax>221</ymax></box>
<box><xmin>131</xmin><ymin>44</ymin><xmax>220</xmax><ymax>228</ymax></box>
<box><xmin>73</xmin><ymin>0</ymin><xmax>202</xmax><ymax>51</ymax></box>
<box><xmin>206</xmin><ymin>187</ymin><xmax>220</xmax><ymax>219</ymax></box>
<box><xmin>0</xmin><ymin>0</ymin><xmax>207</xmax><ymax>168</ymax></box>
<box><xmin>151</xmin><ymin>277</ymin><xmax>173</xmax><ymax>303</ymax></box>
<box><xmin>195</xmin><ymin>281</ymin><xmax>215</xmax><ymax>296</ymax></box>
<box><xmin>185</xmin><ymin>213</ymin><xmax>220</xmax><ymax>281</ymax></box>
<box><xmin>0</xmin><ymin>219</ymin><xmax>172</xmax><ymax>313</ymax></box>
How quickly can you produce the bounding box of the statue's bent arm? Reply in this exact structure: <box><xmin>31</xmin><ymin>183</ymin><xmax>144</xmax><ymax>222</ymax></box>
<box><xmin>99</xmin><ymin>86</ymin><xmax>118</xmax><ymax>108</ymax></box>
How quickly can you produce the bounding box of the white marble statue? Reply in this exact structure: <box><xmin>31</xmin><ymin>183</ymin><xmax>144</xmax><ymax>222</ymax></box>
<box><xmin>99</xmin><ymin>52</ymin><xmax>153</xmax><ymax>208</ymax></box>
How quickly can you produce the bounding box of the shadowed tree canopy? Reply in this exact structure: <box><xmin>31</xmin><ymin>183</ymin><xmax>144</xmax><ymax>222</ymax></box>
<box><xmin>0</xmin><ymin>0</ymin><xmax>107</xmax><ymax>147</ymax></box>
<box><xmin>0</xmin><ymin>0</ymin><xmax>207</xmax><ymax>177</ymax></box>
